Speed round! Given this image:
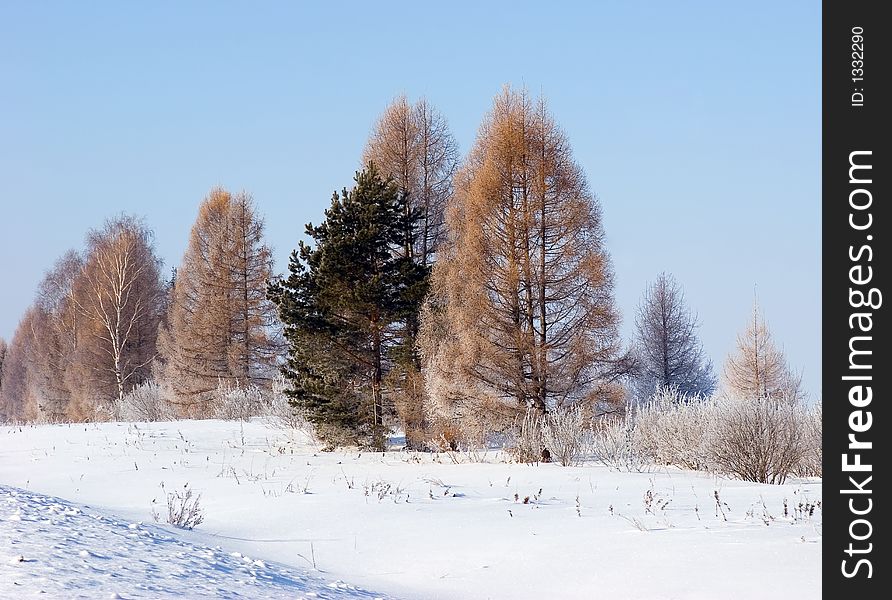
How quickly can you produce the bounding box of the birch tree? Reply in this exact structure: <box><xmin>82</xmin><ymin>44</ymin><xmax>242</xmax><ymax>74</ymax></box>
<box><xmin>69</xmin><ymin>216</ymin><xmax>163</xmax><ymax>406</ymax></box>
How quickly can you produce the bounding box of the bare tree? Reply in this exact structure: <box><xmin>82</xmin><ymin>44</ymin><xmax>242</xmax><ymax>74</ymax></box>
<box><xmin>68</xmin><ymin>216</ymin><xmax>163</xmax><ymax>407</ymax></box>
<box><xmin>633</xmin><ymin>273</ymin><xmax>716</xmax><ymax>400</ymax></box>
<box><xmin>723</xmin><ymin>301</ymin><xmax>803</xmax><ymax>402</ymax></box>
<box><xmin>708</xmin><ymin>395</ymin><xmax>806</xmax><ymax>484</ymax></box>
<box><xmin>422</xmin><ymin>86</ymin><xmax>624</xmax><ymax>431</ymax></box>
<box><xmin>159</xmin><ymin>189</ymin><xmax>280</xmax><ymax>412</ymax></box>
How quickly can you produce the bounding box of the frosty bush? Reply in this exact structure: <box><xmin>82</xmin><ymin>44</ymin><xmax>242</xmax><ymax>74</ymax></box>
<box><xmin>211</xmin><ymin>380</ymin><xmax>265</xmax><ymax>421</ymax></box>
<box><xmin>314</xmin><ymin>422</ymin><xmax>363</xmax><ymax>452</ymax></box>
<box><xmin>424</xmin><ymin>390</ymin><xmax>516</xmax><ymax>452</ymax></box>
<box><xmin>708</xmin><ymin>395</ymin><xmax>806</xmax><ymax>484</ymax></box>
<box><xmin>162</xmin><ymin>483</ymin><xmax>204</xmax><ymax>530</ymax></box>
<box><xmin>591</xmin><ymin>390</ymin><xmax>814</xmax><ymax>483</ymax></box>
<box><xmin>542</xmin><ymin>405</ymin><xmax>588</xmax><ymax>466</ymax></box>
<box><xmin>427</xmin><ymin>421</ymin><xmax>461</xmax><ymax>452</ymax></box>
<box><xmin>264</xmin><ymin>375</ymin><xmax>310</xmax><ymax>430</ymax></box>
<box><xmin>507</xmin><ymin>409</ymin><xmax>543</xmax><ymax>464</ymax></box>
<box><xmin>794</xmin><ymin>400</ymin><xmax>822</xmax><ymax>478</ymax></box>
<box><xmin>66</xmin><ymin>394</ymin><xmax>113</xmax><ymax>423</ymax></box>
<box><xmin>506</xmin><ymin>405</ymin><xmax>589</xmax><ymax>466</ymax></box>
<box><xmin>590</xmin><ymin>414</ymin><xmax>644</xmax><ymax>472</ymax></box>
<box><xmin>633</xmin><ymin>388</ymin><xmax>716</xmax><ymax>471</ymax></box>
<box><xmin>116</xmin><ymin>380</ymin><xmax>174</xmax><ymax>422</ymax></box>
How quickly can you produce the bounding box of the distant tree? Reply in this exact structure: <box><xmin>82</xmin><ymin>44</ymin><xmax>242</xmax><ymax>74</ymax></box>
<box><xmin>0</xmin><ymin>336</ymin><xmax>7</xmax><ymax>420</ymax></box>
<box><xmin>421</xmin><ymin>86</ymin><xmax>625</xmax><ymax>437</ymax></box>
<box><xmin>159</xmin><ymin>189</ymin><xmax>280</xmax><ymax>413</ymax></box>
<box><xmin>30</xmin><ymin>250</ymin><xmax>84</xmax><ymax>420</ymax></box>
<box><xmin>0</xmin><ymin>309</ymin><xmax>40</xmax><ymax>422</ymax></box>
<box><xmin>723</xmin><ymin>301</ymin><xmax>803</xmax><ymax>402</ymax></box>
<box><xmin>633</xmin><ymin>273</ymin><xmax>716</xmax><ymax>400</ymax></box>
<box><xmin>269</xmin><ymin>165</ymin><xmax>429</xmax><ymax>450</ymax></box>
<box><xmin>154</xmin><ymin>268</ymin><xmax>177</xmax><ymax>362</ymax></box>
<box><xmin>0</xmin><ymin>251</ymin><xmax>90</xmax><ymax>422</ymax></box>
<box><xmin>67</xmin><ymin>216</ymin><xmax>164</xmax><ymax>409</ymax></box>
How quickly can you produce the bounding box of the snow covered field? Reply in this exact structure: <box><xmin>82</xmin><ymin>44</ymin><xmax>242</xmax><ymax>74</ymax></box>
<box><xmin>0</xmin><ymin>420</ymin><xmax>821</xmax><ymax>599</ymax></box>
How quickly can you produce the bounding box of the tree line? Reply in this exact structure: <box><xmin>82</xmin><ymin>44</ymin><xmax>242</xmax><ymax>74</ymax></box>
<box><xmin>0</xmin><ymin>191</ymin><xmax>279</xmax><ymax>422</ymax></box>
<box><xmin>0</xmin><ymin>86</ymin><xmax>804</xmax><ymax>451</ymax></box>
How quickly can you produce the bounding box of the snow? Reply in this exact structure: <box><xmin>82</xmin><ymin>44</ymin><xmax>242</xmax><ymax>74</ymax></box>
<box><xmin>0</xmin><ymin>420</ymin><xmax>821</xmax><ymax>598</ymax></box>
<box><xmin>0</xmin><ymin>486</ymin><xmax>391</xmax><ymax>599</ymax></box>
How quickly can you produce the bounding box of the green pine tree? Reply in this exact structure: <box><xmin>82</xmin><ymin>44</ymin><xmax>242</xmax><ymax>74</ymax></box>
<box><xmin>269</xmin><ymin>164</ymin><xmax>429</xmax><ymax>450</ymax></box>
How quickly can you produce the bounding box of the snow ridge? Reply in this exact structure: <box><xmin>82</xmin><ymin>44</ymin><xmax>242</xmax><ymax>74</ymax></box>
<box><xmin>0</xmin><ymin>484</ymin><xmax>392</xmax><ymax>599</ymax></box>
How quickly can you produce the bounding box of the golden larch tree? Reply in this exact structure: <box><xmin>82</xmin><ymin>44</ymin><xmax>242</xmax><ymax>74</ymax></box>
<box><xmin>363</xmin><ymin>95</ymin><xmax>458</xmax><ymax>267</ymax></box>
<box><xmin>29</xmin><ymin>250</ymin><xmax>84</xmax><ymax>420</ymax></box>
<box><xmin>723</xmin><ymin>301</ymin><xmax>803</xmax><ymax>402</ymax></box>
<box><xmin>363</xmin><ymin>97</ymin><xmax>457</xmax><ymax>447</ymax></box>
<box><xmin>422</xmin><ymin>86</ymin><xmax>624</xmax><ymax>437</ymax></box>
<box><xmin>158</xmin><ymin>189</ymin><xmax>279</xmax><ymax>412</ymax></box>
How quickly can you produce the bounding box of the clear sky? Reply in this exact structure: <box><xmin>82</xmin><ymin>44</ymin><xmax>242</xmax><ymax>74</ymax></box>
<box><xmin>0</xmin><ymin>1</ymin><xmax>821</xmax><ymax>397</ymax></box>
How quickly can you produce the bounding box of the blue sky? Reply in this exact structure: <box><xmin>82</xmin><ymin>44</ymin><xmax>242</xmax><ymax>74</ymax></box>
<box><xmin>0</xmin><ymin>2</ymin><xmax>821</xmax><ymax>397</ymax></box>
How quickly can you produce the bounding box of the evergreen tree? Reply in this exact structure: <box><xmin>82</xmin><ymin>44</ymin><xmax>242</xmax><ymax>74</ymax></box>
<box><xmin>269</xmin><ymin>165</ymin><xmax>429</xmax><ymax>450</ymax></box>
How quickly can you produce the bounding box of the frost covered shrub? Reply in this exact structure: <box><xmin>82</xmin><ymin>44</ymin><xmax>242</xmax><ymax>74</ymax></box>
<box><xmin>507</xmin><ymin>409</ymin><xmax>543</xmax><ymax>464</ymax></box>
<box><xmin>633</xmin><ymin>389</ymin><xmax>716</xmax><ymax>470</ymax></box>
<box><xmin>428</xmin><ymin>421</ymin><xmax>461</xmax><ymax>451</ymax></box>
<box><xmin>66</xmin><ymin>394</ymin><xmax>109</xmax><ymax>423</ymax></box>
<box><xmin>163</xmin><ymin>483</ymin><xmax>204</xmax><ymax>530</ymax></box>
<box><xmin>591</xmin><ymin>390</ymin><xmax>813</xmax><ymax>482</ymax></box>
<box><xmin>542</xmin><ymin>405</ymin><xmax>588</xmax><ymax>466</ymax></box>
<box><xmin>211</xmin><ymin>380</ymin><xmax>265</xmax><ymax>421</ymax></box>
<box><xmin>591</xmin><ymin>414</ymin><xmax>644</xmax><ymax>471</ymax></box>
<box><xmin>116</xmin><ymin>380</ymin><xmax>174</xmax><ymax>422</ymax></box>
<box><xmin>424</xmin><ymin>391</ymin><xmax>516</xmax><ymax>452</ymax></box>
<box><xmin>264</xmin><ymin>375</ymin><xmax>310</xmax><ymax>430</ymax></box>
<box><xmin>506</xmin><ymin>405</ymin><xmax>589</xmax><ymax>466</ymax></box>
<box><xmin>708</xmin><ymin>395</ymin><xmax>806</xmax><ymax>484</ymax></box>
<box><xmin>315</xmin><ymin>422</ymin><xmax>363</xmax><ymax>452</ymax></box>
<box><xmin>590</xmin><ymin>388</ymin><xmax>702</xmax><ymax>471</ymax></box>
<box><xmin>794</xmin><ymin>400</ymin><xmax>822</xmax><ymax>477</ymax></box>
